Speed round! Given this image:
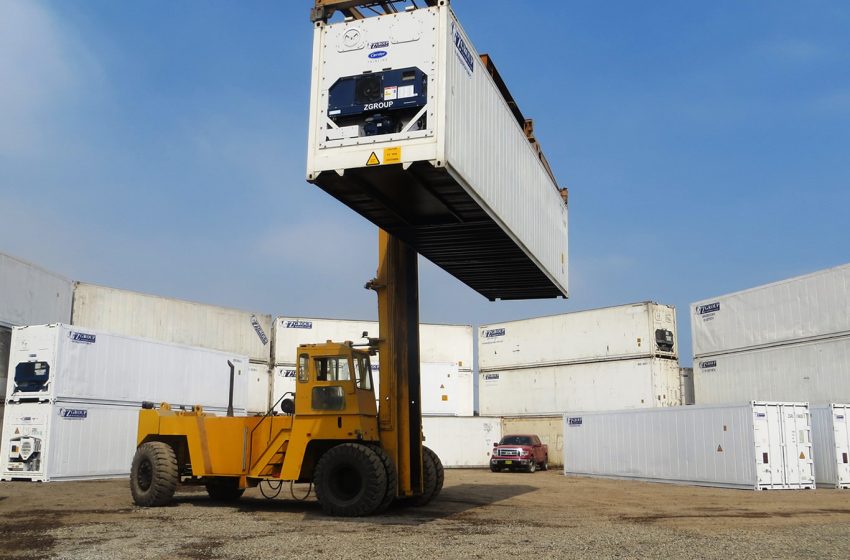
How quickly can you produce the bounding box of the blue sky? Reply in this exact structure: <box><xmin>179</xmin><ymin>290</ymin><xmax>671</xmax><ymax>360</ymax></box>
<box><xmin>1</xmin><ymin>1</ymin><xmax>848</xmax><ymax>365</ymax></box>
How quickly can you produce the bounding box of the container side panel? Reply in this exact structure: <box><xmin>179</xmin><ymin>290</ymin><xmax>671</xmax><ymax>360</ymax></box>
<box><xmin>501</xmin><ymin>416</ymin><xmax>564</xmax><ymax>467</ymax></box>
<box><xmin>694</xmin><ymin>335</ymin><xmax>850</xmax><ymax>405</ymax></box>
<box><xmin>422</xmin><ymin>416</ymin><xmax>501</xmax><ymax>467</ymax></box>
<box><xmin>692</xmin><ymin>263</ymin><xmax>850</xmax><ymax>356</ymax></box>
<box><xmin>72</xmin><ymin>283</ymin><xmax>272</xmax><ymax>362</ymax></box>
<box><xmin>811</xmin><ymin>404</ymin><xmax>850</xmax><ymax>488</ymax></box>
<box><xmin>0</xmin><ymin>253</ymin><xmax>73</xmax><ymax>328</ymax></box>
<box><xmin>246</xmin><ymin>363</ymin><xmax>271</xmax><ymax>414</ymax></box>
<box><xmin>480</xmin><ymin>358</ymin><xmax>680</xmax><ymax>417</ymax></box>
<box><xmin>479</xmin><ymin>303</ymin><xmax>677</xmax><ymax>370</ymax></box>
<box><xmin>834</xmin><ymin>404</ymin><xmax>850</xmax><ymax>487</ymax></box>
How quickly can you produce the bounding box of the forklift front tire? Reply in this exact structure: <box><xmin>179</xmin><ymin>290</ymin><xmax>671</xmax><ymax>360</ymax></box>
<box><xmin>130</xmin><ymin>442</ymin><xmax>178</xmax><ymax>507</ymax></box>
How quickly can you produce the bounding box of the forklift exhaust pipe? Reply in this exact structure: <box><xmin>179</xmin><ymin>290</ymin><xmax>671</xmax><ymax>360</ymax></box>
<box><xmin>226</xmin><ymin>360</ymin><xmax>235</xmax><ymax>417</ymax></box>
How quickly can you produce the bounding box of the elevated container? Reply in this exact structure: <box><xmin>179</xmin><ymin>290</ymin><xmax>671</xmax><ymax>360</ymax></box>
<box><xmin>422</xmin><ymin>416</ymin><xmax>502</xmax><ymax>467</ymax></box>
<box><xmin>0</xmin><ymin>400</ymin><xmax>237</xmax><ymax>482</ymax></box>
<box><xmin>0</xmin><ymin>252</ymin><xmax>73</xmax><ymax>328</ymax></box>
<box><xmin>72</xmin><ymin>283</ymin><xmax>272</xmax><ymax>363</ymax></box>
<box><xmin>479</xmin><ymin>357</ymin><xmax>681</xmax><ymax>416</ymax></box>
<box><xmin>6</xmin><ymin>324</ymin><xmax>249</xmax><ymax>410</ymax></box>
<box><xmin>479</xmin><ymin>302</ymin><xmax>677</xmax><ymax>371</ymax></box>
<box><xmin>563</xmin><ymin>402</ymin><xmax>815</xmax><ymax>490</ymax></box>
<box><xmin>272</xmin><ymin>317</ymin><xmax>473</xmax><ymax>371</ymax></box>
<box><xmin>691</xmin><ymin>263</ymin><xmax>850</xmax><ymax>358</ymax></box>
<box><xmin>811</xmin><ymin>404</ymin><xmax>850</xmax><ymax>489</ymax></box>
<box><xmin>694</xmin><ymin>335</ymin><xmax>850</xmax><ymax>405</ymax></box>
<box><xmin>306</xmin><ymin>4</ymin><xmax>568</xmax><ymax>301</ymax></box>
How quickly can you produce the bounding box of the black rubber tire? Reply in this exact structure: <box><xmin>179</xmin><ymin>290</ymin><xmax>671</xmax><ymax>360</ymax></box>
<box><xmin>541</xmin><ymin>456</ymin><xmax>549</xmax><ymax>471</ymax></box>
<box><xmin>314</xmin><ymin>443</ymin><xmax>387</xmax><ymax>517</ymax></box>
<box><xmin>490</xmin><ymin>465</ymin><xmax>500</xmax><ymax>473</ymax></box>
<box><xmin>527</xmin><ymin>460</ymin><xmax>537</xmax><ymax>474</ymax></box>
<box><xmin>205</xmin><ymin>477</ymin><xmax>245</xmax><ymax>502</ymax></box>
<box><xmin>130</xmin><ymin>442</ymin><xmax>178</xmax><ymax>507</ymax></box>
<box><xmin>412</xmin><ymin>446</ymin><xmax>441</xmax><ymax>506</ymax></box>
<box><xmin>366</xmin><ymin>444</ymin><xmax>397</xmax><ymax>514</ymax></box>
<box><xmin>429</xmin><ymin>447</ymin><xmax>444</xmax><ymax>498</ymax></box>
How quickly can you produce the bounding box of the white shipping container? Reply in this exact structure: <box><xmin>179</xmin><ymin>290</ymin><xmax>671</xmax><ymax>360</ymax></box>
<box><xmin>272</xmin><ymin>362</ymin><xmax>473</xmax><ymax>417</ymax></box>
<box><xmin>422</xmin><ymin>416</ymin><xmax>502</xmax><ymax>468</ymax></box>
<box><xmin>501</xmin><ymin>416</ymin><xmax>564</xmax><ymax>467</ymax></box>
<box><xmin>306</xmin><ymin>6</ymin><xmax>568</xmax><ymax>301</ymax></box>
<box><xmin>563</xmin><ymin>402</ymin><xmax>816</xmax><ymax>490</ymax></box>
<box><xmin>246</xmin><ymin>362</ymin><xmax>272</xmax><ymax>414</ymax></box>
<box><xmin>0</xmin><ymin>252</ymin><xmax>73</xmax><ymax>328</ymax></box>
<box><xmin>272</xmin><ymin>317</ymin><xmax>473</xmax><ymax>370</ymax></box>
<box><xmin>694</xmin><ymin>335</ymin><xmax>850</xmax><ymax>405</ymax></box>
<box><xmin>479</xmin><ymin>358</ymin><xmax>682</xmax><ymax>417</ymax></box>
<box><xmin>6</xmin><ymin>324</ymin><xmax>249</xmax><ymax>410</ymax></box>
<box><xmin>811</xmin><ymin>404</ymin><xmax>850</xmax><ymax>489</ymax></box>
<box><xmin>72</xmin><ymin>283</ymin><xmax>272</xmax><ymax>363</ymax></box>
<box><xmin>691</xmin><ymin>263</ymin><xmax>850</xmax><ymax>358</ymax></box>
<box><xmin>480</xmin><ymin>303</ymin><xmax>677</xmax><ymax>371</ymax></box>
<box><xmin>0</xmin><ymin>401</ymin><xmax>236</xmax><ymax>482</ymax></box>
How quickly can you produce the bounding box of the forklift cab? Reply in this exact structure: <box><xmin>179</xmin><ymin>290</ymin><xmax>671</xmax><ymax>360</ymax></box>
<box><xmin>292</xmin><ymin>342</ymin><xmax>377</xmax><ymax>419</ymax></box>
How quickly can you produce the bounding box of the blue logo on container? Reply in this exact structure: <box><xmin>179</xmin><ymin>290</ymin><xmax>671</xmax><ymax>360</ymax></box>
<box><xmin>60</xmin><ymin>408</ymin><xmax>88</xmax><ymax>419</ymax></box>
<box><xmin>69</xmin><ymin>332</ymin><xmax>96</xmax><ymax>344</ymax></box>
<box><xmin>483</xmin><ymin>328</ymin><xmax>505</xmax><ymax>338</ymax></box>
<box><xmin>451</xmin><ymin>21</ymin><xmax>475</xmax><ymax>74</ymax></box>
<box><xmin>696</xmin><ymin>302</ymin><xmax>720</xmax><ymax>315</ymax></box>
<box><xmin>368</xmin><ymin>50</ymin><xmax>387</xmax><ymax>59</ymax></box>
<box><xmin>568</xmin><ymin>417</ymin><xmax>583</xmax><ymax>426</ymax></box>
<box><xmin>285</xmin><ymin>320</ymin><xmax>313</xmax><ymax>329</ymax></box>
<box><xmin>699</xmin><ymin>360</ymin><xmax>717</xmax><ymax>369</ymax></box>
<box><xmin>282</xmin><ymin>369</ymin><xmax>296</xmax><ymax>378</ymax></box>
<box><xmin>484</xmin><ymin>373</ymin><xmax>499</xmax><ymax>381</ymax></box>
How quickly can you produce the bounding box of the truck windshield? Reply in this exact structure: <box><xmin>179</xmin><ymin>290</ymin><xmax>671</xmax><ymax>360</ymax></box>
<box><xmin>500</xmin><ymin>436</ymin><xmax>533</xmax><ymax>446</ymax></box>
<box><xmin>314</xmin><ymin>356</ymin><xmax>351</xmax><ymax>382</ymax></box>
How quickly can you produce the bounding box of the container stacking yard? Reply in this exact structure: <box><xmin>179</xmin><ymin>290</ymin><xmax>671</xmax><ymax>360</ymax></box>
<box><xmin>563</xmin><ymin>402</ymin><xmax>816</xmax><ymax>490</ymax></box>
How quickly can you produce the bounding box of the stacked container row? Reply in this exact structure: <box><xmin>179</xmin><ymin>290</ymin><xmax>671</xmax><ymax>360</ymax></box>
<box><xmin>691</xmin><ymin>263</ymin><xmax>850</xmax><ymax>405</ymax></box>
<box><xmin>1</xmin><ymin>324</ymin><xmax>249</xmax><ymax>481</ymax></box>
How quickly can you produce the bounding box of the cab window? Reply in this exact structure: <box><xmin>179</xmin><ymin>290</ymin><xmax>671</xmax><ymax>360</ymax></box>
<box><xmin>353</xmin><ymin>356</ymin><xmax>373</xmax><ymax>391</ymax></box>
<box><xmin>298</xmin><ymin>354</ymin><xmax>309</xmax><ymax>383</ymax></box>
<box><xmin>314</xmin><ymin>356</ymin><xmax>351</xmax><ymax>382</ymax></box>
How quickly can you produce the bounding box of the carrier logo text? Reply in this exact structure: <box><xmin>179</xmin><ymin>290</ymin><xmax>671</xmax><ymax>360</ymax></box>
<box><xmin>483</xmin><ymin>328</ymin><xmax>505</xmax><ymax>338</ymax></box>
<box><xmin>69</xmin><ymin>332</ymin><xmax>96</xmax><ymax>344</ymax></box>
<box><xmin>696</xmin><ymin>302</ymin><xmax>720</xmax><ymax>315</ymax></box>
<box><xmin>285</xmin><ymin>320</ymin><xmax>313</xmax><ymax>329</ymax></box>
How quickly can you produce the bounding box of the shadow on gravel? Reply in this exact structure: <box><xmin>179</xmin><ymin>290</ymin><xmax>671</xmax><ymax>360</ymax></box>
<box><xmin>171</xmin><ymin>483</ymin><xmax>536</xmax><ymax>523</ymax></box>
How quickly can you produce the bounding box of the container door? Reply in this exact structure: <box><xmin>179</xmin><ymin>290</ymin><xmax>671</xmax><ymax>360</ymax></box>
<box><xmin>752</xmin><ymin>404</ymin><xmax>786</xmax><ymax>489</ymax></box>
<box><xmin>833</xmin><ymin>405</ymin><xmax>850</xmax><ymax>487</ymax></box>
<box><xmin>778</xmin><ymin>403</ymin><xmax>815</xmax><ymax>489</ymax></box>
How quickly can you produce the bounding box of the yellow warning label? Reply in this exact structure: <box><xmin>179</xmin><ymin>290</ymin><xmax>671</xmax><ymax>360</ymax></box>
<box><xmin>441</xmin><ymin>395</ymin><xmax>448</xmax><ymax>401</ymax></box>
<box><xmin>383</xmin><ymin>146</ymin><xmax>402</xmax><ymax>164</ymax></box>
<box><xmin>366</xmin><ymin>152</ymin><xmax>380</xmax><ymax>166</ymax></box>
<box><xmin>717</xmin><ymin>445</ymin><xmax>723</xmax><ymax>452</ymax></box>
<box><xmin>800</xmin><ymin>452</ymin><xmax>806</xmax><ymax>459</ymax></box>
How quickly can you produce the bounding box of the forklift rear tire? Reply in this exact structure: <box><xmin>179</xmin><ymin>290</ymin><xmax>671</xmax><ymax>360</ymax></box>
<box><xmin>412</xmin><ymin>446</ymin><xmax>442</xmax><ymax>506</ymax></box>
<box><xmin>205</xmin><ymin>477</ymin><xmax>245</xmax><ymax>502</ymax></box>
<box><xmin>314</xmin><ymin>443</ymin><xmax>387</xmax><ymax>517</ymax></box>
<box><xmin>130</xmin><ymin>442</ymin><xmax>178</xmax><ymax>507</ymax></box>
<box><xmin>366</xmin><ymin>444</ymin><xmax>397</xmax><ymax>514</ymax></box>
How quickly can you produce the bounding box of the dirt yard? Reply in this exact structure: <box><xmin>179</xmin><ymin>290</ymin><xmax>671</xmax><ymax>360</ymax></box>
<box><xmin>0</xmin><ymin>469</ymin><xmax>848</xmax><ymax>559</ymax></box>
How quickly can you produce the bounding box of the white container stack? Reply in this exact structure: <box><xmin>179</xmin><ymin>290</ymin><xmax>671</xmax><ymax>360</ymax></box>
<box><xmin>479</xmin><ymin>303</ymin><xmax>681</xmax><ymax>416</ymax></box>
<box><xmin>563</xmin><ymin>402</ymin><xmax>816</xmax><ymax>490</ymax></box>
<box><xmin>271</xmin><ymin>317</ymin><xmax>474</xmax><ymax>417</ymax></box>
<box><xmin>810</xmin><ymin>404</ymin><xmax>850</xmax><ymax>489</ymax></box>
<box><xmin>1</xmin><ymin>324</ymin><xmax>249</xmax><ymax>481</ymax></box>
<box><xmin>692</xmin><ymin>263</ymin><xmax>850</xmax><ymax>404</ymax></box>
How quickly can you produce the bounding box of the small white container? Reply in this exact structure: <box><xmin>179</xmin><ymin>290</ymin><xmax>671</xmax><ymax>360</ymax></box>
<box><xmin>422</xmin><ymin>416</ymin><xmax>502</xmax><ymax>467</ymax></box>
<box><xmin>811</xmin><ymin>404</ymin><xmax>850</xmax><ymax>489</ymax></box>
<box><xmin>563</xmin><ymin>402</ymin><xmax>815</xmax><ymax>490</ymax></box>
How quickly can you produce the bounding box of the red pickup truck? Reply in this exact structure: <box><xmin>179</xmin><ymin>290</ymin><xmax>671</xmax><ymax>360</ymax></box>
<box><xmin>490</xmin><ymin>434</ymin><xmax>549</xmax><ymax>473</ymax></box>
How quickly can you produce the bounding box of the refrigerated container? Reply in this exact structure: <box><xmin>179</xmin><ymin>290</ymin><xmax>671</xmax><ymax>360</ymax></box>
<box><xmin>306</xmin><ymin>4</ymin><xmax>568</xmax><ymax>301</ymax></box>
<box><xmin>694</xmin><ymin>335</ymin><xmax>850</xmax><ymax>405</ymax></box>
<box><xmin>272</xmin><ymin>361</ymin><xmax>473</xmax><ymax>417</ymax></box>
<box><xmin>246</xmin><ymin>362</ymin><xmax>272</xmax><ymax>414</ymax></box>
<box><xmin>0</xmin><ymin>400</ymin><xmax>237</xmax><ymax>482</ymax></box>
<box><xmin>501</xmin><ymin>415</ymin><xmax>564</xmax><ymax>467</ymax></box>
<box><xmin>691</xmin><ymin>263</ymin><xmax>850</xmax><ymax>358</ymax></box>
<box><xmin>422</xmin><ymin>416</ymin><xmax>502</xmax><ymax>467</ymax></box>
<box><xmin>6</xmin><ymin>324</ymin><xmax>249</xmax><ymax>410</ymax></box>
<box><xmin>563</xmin><ymin>402</ymin><xmax>815</xmax><ymax>490</ymax></box>
<box><xmin>272</xmin><ymin>317</ymin><xmax>473</xmax><ymax>370</ymax></box>
<box><xmin>480</xmin><ymin>302</ymin><xmax>677</xmax><ymax>371</ymax></box>
<box><xmin>479</xmin><ymin>357</ymin><xmax>681</xmax><ymax>416</ymax></box>
<box><xmin>810</xmin><ymin>404</ymin><xmax>850</xmax><ymax>489</ymax></box>
<box><xmin>72</xmin><ymin>283</ymin><xmax>272</xmax><ymax>363</ymax></box>
<box><xmin>0</xmin><ymin>252</ymin><xmax>73</xmax><ymax>328</ymax></box>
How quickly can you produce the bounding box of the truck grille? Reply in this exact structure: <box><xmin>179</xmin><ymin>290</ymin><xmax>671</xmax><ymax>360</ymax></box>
<box><xmin>498</xmin><ymin>448</ymin><xmax>522</xmax><ymax>457</ymax></box>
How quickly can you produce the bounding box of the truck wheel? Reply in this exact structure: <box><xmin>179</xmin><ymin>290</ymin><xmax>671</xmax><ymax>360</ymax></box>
<box><xmin>314</xmin><ymin>443</ymin><xmax>387</xmax><ymax>517</ymax></box>
<box><xmin>130</xmin><ymin>442</ymin><xmax>178</xmax><ymax>507</ymax></box>
<box><xmin>205</xmin><ymin>477</ymin><xmax>245</xmax><ymax>502</ymax></box>
<box><xmin>412</xmin><ymin>446</ymin><xmax>442</xmax><ymax>506</ymax></box>
<box><xmin>366</xmin><ymin>444</ymin><xmax>397</xmax><ymax>513</ymax></box>
<box><xmin>490</xmin><ymin>465</ymin><xmax>500</xmax><ymax>473</ymax></box>
<box><xmin>541</xmin><ymin>456</ymin><xmax>549</xmax><ymax>471</ymax></box>
<box><xmin>527</xmin><ymin>460</ymin><xmax>537</xmax><ymax>473</ymax></box>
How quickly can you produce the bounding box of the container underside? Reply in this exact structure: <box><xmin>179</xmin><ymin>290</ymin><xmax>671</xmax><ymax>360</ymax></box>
<box><xmin>311</xmin><ymin>162</ymin><xmax>563</xmax><ymax>301</ymax></box>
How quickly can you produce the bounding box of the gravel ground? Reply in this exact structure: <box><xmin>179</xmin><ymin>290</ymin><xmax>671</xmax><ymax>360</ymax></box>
<box><xmin>0</xmin><ymin>470</ymin><xmax>848</xmax><ymax>559</ymax></box>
